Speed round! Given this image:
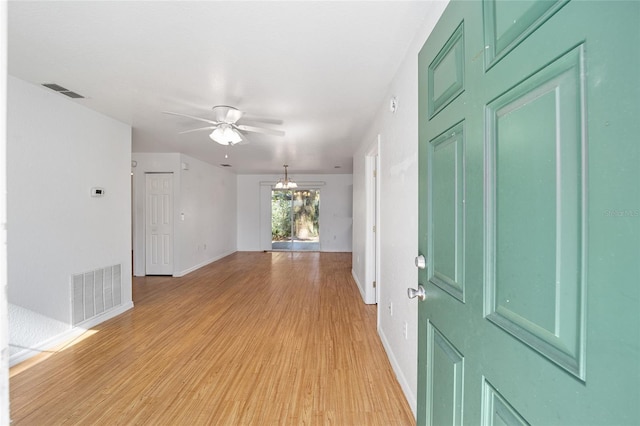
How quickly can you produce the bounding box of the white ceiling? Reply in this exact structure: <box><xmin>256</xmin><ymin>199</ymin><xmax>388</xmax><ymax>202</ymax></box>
<box><xmin>8</xmin><ymin>1</ymin><xmax>433</xmax><ymax>174</ymax></box>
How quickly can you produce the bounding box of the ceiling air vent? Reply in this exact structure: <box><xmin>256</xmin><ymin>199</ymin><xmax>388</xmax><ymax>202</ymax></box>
<box><xmin>41</xmin><ymin>83</ymin><xmax>85</xmax><ymax>99</ymax></box>
<box><xmin>220</xmin><ymin>164</ymin><xmax>232</xmax><ymax>167</ymax></box>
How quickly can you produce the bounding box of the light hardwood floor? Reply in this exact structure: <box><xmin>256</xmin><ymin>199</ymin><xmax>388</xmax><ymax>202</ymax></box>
<box><xmin>10</xmin><ymin>252</ymin><xmax>414</xmax><ymax>425</ymax></box>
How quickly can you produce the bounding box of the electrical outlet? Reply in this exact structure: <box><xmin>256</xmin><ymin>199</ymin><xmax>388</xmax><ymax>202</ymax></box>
<box><xmin>403</xmin><ymin>321</ymin><xmax>408</xmax><ymax>339</ymax></box>
<box><xmin>388</xmin><ymin>301</ymin><xmax>393</xmax><ymax>316</ymax></box>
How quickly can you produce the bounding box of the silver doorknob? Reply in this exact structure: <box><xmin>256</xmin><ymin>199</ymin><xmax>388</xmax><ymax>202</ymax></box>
<box><xmin>407</xmin><ymin>285</ymin><xmax>426</xmax><ymax>301</ymax></box>
<box><xmin>415</xmin><ymin>255</ymin><xmax>426</xmax><ymax>269</ymax></box>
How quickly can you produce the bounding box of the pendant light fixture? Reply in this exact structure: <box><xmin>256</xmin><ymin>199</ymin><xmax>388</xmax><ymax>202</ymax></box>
<box><xmin>275</xmin><ymin>164</ymin><xmax>297</xmax><ymax>189</ymax></box>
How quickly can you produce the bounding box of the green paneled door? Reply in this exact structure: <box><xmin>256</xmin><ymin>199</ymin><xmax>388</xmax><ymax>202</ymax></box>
<box><xmin>416</xmin><ymin>1</ymin><xmax>639</xmax><ymax>424</ymax></box>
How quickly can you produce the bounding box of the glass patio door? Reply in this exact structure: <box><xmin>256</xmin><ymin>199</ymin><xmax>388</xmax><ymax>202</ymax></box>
<box><xmin>271</xmin><ymin>189</ymin><xmax>320</xmax><ymax>251</ymax></box>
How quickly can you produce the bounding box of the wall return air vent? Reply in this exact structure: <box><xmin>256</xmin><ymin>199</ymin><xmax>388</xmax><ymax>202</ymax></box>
<box><xmin>71</xmin><ymin>264</ymin><xmax>122</xmax><ymax>326</ymax></box>
<box><xmin>42</xmin><ymin>83</ymin><xmax>85</xmax><ymax>99</ymax></box>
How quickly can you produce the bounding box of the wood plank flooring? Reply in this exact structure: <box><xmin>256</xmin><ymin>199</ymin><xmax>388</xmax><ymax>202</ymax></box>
<box><xmin>10</xmin><ymin>252</ymin><xmax>414</xmax><ymax>425</ymax></box>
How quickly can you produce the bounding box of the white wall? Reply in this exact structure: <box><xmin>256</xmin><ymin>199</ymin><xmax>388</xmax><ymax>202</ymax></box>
<box><xmin>131</xmin><ymin>153</ymin><xmax>237</xmax><ymax>277</ymax></box>
<box><xmin>237</xmin><ymin>174</ymin><xmax>352</xmax><ymax>252</ymax></box>
<box><xmin>7</xmin><ymin>75</ymin><xmax>133</xmax><ymax>363</ymax></box>
<box><xmin>176</xmin><ymin>155</ymin><xmax>237</xmax><ymax>275</ymax></box>
<box><xmin>351</xmin><ymin>1</ymin><xmax>449</xmax><ymax>415</ymax></box>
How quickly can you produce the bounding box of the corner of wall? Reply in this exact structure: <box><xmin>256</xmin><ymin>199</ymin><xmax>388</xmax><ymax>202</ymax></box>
<box><xmin>349</xmin><ymin>1</ymin><xmax>449</xmax><ymax>414</ymax></box>
<box><xmin>351</xmin><ymin>269</ymin><xmax>367</xmax><ymax>303</ymax></box>
<box><xmin>8</xmin><ymin>76</ymin><xmax>133</xmax><ymax>366</ymax></box>
<box><xmin>378</xmin><ymin>325</ymin><xmax>417</xmax><ymax>417</ymax></box>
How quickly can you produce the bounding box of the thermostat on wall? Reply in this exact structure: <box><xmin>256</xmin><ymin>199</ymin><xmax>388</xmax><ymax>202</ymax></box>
<box><xmin>91</xmin><ymin>187</ymin><xmax>105</xmax><ymax>197</ymax></box>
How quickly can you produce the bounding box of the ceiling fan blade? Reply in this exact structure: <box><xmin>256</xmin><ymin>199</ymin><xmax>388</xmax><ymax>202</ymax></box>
<box><xmin>240</xmin><ymin>115</ymin><xmax>284</xmax><ymax>126</ymax></box>
<box><xmin>179</xmin><ymin>126</ymin><xmax>216</xmax><ymax>134</ymax></box>
<box><xmin>163</xmin><ymin>111</ymin><xmax>220</xmax><ymax>126</ymax></box>
<box><xmin>235</xmin><ymin>132</ymin><xmax>251</xmax><ymax>145</ymax></box>
<box><xmin>236</xmin><ymin>124</ymin><xmax>285</xmax><ymax>137</ymax></box>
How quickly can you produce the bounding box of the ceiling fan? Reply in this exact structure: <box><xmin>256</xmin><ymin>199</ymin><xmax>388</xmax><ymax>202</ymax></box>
<box><xmin>163</xmin><ymin>105</ymin><xmax>284</xmax><ymax>145</ymax></box>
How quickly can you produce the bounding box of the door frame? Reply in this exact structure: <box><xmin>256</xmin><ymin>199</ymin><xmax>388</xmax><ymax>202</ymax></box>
<box><xmin>132</xmin><ymin>157</ymin><xmax>182</xmax><ymax>277</ymax></box>
<box><xmin>365</xmin><ymin>135</ymin><xmax>381</xmax><ymax>306</ymax></box>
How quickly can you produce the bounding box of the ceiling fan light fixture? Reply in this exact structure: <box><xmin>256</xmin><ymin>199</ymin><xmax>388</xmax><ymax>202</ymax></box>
<box><xmin>209</xmin><ymin>124</ymin><xmax>242</xmax><ymax>145</ymax></box>
<box><xmin>164</xmin><ymin>105</ymin><xmax>284</xmax><ymax>146</ymax></box>
<box><xmin>275</xmin><ymin>164</ymin><xmax>297</xmax><ymax>189</ymax></box>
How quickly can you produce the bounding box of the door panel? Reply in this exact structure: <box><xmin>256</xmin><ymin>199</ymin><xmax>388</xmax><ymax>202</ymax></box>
<box><xmin>426</xmin><ymin>321</ymin><xmax>464</xmax><ymax>426</ymax></box>
<box><xmin>271</xmin><ymin>190</ymin><xmax>292</xmax><ymax>249</ymax></box>
<box><xmin>428</xmin><ymin>22</ymin><xmax>465</xmax><ymax>119</ymax></box>
<box><xmin>428</xmin><ymin>122</ymin><xmax>465</xmax><ymax>302</ymax></box>
<box><xmin>417</xmin><ymin>1</ymin><xmax>639</xmax><ymax>425</ymax></box>
<box><xmin>483</xmin><ymin>0</ymin><xmax>569</xmax><ymax>69</ymax></box>
<box><xmin>481</xmin><ymin>379</ymin><xmax>528</xmax><ymax>426</ymax></box>
<box><xmin>485</xmin><ymin>45</ymin><xmax>586</xmax><ymax>378</ymax></box>
<box><xmin>293</xmin><ymin>189</ymin><xmax>320</xmax><ymax>244</ymax></box>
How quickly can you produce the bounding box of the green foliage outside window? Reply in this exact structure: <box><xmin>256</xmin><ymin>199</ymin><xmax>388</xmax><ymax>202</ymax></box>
<box><xmin>272</xmin><ymin>191</ymin><xmax>292</xmax><ymax>241</ymax></box>
<box><xmin>272</xmin><ymin>190</ymin><xmax>320</xmax><ymax>241</ymax></box>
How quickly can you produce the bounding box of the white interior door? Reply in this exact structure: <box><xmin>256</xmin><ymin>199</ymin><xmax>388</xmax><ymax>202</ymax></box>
<box><xmin>145</xmin><ymin>173</ymin><xmax>173</xmax><ymax>275</ymax></box>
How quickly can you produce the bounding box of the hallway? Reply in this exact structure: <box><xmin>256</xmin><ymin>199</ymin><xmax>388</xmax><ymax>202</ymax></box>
<box><xmin>10</xmin><ymin>252</ymin><xmax>413</xmax><ymax>425</ymax></box>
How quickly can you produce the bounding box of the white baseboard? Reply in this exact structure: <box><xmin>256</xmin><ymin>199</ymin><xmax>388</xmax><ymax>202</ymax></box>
<box><xmin>352</xmin><ymin>268</ymin><xmax>377</xmax><ymax>305</ymax></box>
<box><xmin>378</xmin><ymin>325</ymin><xmax>417</xmax><ymax>418</ymax></box>
<box><xmin>351</xmin><ymin>268</ymin><xmax>367</xmax><ymax>303</ymax></box>
<box><xmin>174</xmin><ymin>250</ymin><xmax>236</xmax><ymax>277</ymax></box>
<box><xmin>9</xmin><ymin>302</ymin><xmax>134</xmax><ymax>367</ymax></box>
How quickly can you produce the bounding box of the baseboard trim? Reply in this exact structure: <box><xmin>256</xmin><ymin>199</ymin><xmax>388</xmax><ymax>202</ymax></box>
<box><xmin>378</xmin><ymin>325</ymin><xmax>417</xmax><ymax>418</ymax></box>
<box><xmin>174</xmin><ymin>250</ymin><xmax>236</xmax><ymax>277</ymax></box>
<box><xmin>9</xmin><ymin>302</ymin><xmax>134</xmax><ymax>367</ymax></box>
<box><xmin>351</xmin><ymin>269</ymin><xmax>367</xmax><ymax>304</ymax></box>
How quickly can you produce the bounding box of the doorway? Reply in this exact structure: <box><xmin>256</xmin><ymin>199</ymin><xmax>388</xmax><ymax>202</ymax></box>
<box><xmin>271</xmin><ymin>189</ymin><xmax>320</xmax><ymax>251</ymax></box>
